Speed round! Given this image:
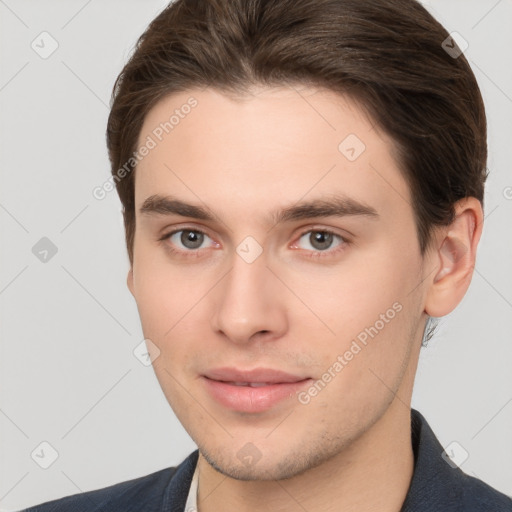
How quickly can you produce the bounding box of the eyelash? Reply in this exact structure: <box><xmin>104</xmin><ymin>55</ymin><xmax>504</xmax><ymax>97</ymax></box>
<box><xmin>294</xmin><ymin>228</ymin><xmax>349</xmax><ymax>259</ymax></box>
<box><xmin>158</xmin><ymin>227</ymin><xmax>350</xmax><ymax>259</ymax></box>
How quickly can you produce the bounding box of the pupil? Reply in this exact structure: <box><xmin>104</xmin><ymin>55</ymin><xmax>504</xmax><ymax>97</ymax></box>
<box><xmin>311</xmin><ymin>231</ymin><xmax>332</xmax><ymax>250</ymax></box>
<box><xmin>181</xmin><ymin>230</ymin><xmax>204</xmax><ymax>249</ymax></box>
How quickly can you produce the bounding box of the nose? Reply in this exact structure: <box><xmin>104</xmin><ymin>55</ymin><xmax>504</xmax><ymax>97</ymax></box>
<box><xmin>210</xmin><ymin>248</ymin><xmax>288</xmax><ymax>345</ymax></box>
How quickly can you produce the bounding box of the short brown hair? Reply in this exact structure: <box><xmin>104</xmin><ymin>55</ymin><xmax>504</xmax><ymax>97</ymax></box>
<box><xmin>106</xmin><ymin>0</ymin><xmax>487</xmax><ymax>267</ymax></box>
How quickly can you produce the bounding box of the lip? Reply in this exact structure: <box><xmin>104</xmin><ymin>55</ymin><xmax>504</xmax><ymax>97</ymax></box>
<box><xmin>202</xmin><ymin>367</ymin><xmax>312</xmax><ymax>413</ymax></box>
<box><xmin>204</xmin><ymin>367</ymin><xmax>308</xmax><ymax>384</ymax></box>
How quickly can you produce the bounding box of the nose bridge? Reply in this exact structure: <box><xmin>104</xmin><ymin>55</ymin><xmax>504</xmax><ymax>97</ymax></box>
<box><xmin>211</xmin><ymin>243</ymin><xmax>286</xmax><ymax>343</ymax></box>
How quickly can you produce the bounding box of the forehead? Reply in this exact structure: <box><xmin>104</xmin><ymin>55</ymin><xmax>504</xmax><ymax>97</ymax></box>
<box><xmin>134</xmin><ymin>86</ymin><xmax>411</xmax><ymax>223</ymax></box>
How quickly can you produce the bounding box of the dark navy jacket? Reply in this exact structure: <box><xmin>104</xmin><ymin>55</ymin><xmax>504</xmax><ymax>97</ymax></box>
<box><xmin>20</xmin><ymin>409</ymin><xmax>512</xmax><ymax>511</ymax></box>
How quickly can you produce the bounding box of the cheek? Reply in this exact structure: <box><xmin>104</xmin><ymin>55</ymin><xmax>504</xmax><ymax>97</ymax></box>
<box><xmin>132</xmin><ymin>241</ymin><xmax>204</xmax><ymax>328</ymax></box>
<box><xmin>339</xmin><ymin>264</ymin><xmax>422</xmax><ymax>392</ymax></box>
<box><xmin>132</xmin><ymin>257</ymin><xmax>217</xmax><ymax>368</ymax></box>
<box><xmin>300</xmin><ymin>243</ymin><xmax>419</xmax><ymax>342</ymax></box>
<box><xmin>306</xmin><ymin>242</ymin><xmax>422</xmax><ymax>381</ymax></box>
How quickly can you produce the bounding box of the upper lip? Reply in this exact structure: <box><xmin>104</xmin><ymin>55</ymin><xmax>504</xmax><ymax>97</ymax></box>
<box><xmin>203</xmin><ymin>367</ymin><xmax>309</xmax><ymax>384</ymax></box>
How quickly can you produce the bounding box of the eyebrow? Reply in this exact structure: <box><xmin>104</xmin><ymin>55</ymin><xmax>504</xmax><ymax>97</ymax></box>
<box><xmin>139</xmin><ymin>194</ymin><xmax>379</xmax><ymax>225</ymax></box>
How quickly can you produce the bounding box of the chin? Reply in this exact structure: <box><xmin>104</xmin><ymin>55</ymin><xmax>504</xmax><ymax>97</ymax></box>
<box><xmin>199</xmin><ymin>440</ymin><xmax>340</xmax><ymax>482</ymax></box>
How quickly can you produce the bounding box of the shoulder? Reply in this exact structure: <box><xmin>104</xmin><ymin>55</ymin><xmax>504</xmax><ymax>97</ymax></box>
<box><xmin>19</xmin><ymin>451</ymin><xmax>199</xmax><ymax>512</ymax></box>
<box><xmin>403</xmin><ymin>410</ymin><xmax>512</xmax><ymax>512</ymax></box>
<box><xmin>19</xmin><ymin>467</ymin><xmax>177</xmax><ymax>512</ymax></box>
<box><xmin>456</xmin><ymin>471</ymin><xmax>512</xmax><ymax>511</ymax></box>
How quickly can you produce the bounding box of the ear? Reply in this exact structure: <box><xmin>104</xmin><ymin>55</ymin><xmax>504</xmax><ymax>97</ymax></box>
<box><xmin>127</xmin><ymin>267</ymin><xmax>135</xmax><ymax>296</ymax></box>
<box><xmin>424</xmin><ymin>197</ymin><xmax>483</xmax><ymax>318</ymax></box>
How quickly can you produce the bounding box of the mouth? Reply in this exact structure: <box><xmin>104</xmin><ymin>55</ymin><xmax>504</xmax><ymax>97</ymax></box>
<box><xmin>201</xmin><ymin>367</ymin><xmax>312</xmax><ymax>413</ymax></box>
<box><xmin>224</xmin><ymin>382</ymin><xmax>280</xmax><ymax>387</ymax></box>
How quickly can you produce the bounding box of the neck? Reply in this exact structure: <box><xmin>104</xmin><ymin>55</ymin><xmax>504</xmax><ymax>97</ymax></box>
<box><xmin>196</xmin><ymin>399</ymin><xmax>415</xmax><ymax>512</ymax></box>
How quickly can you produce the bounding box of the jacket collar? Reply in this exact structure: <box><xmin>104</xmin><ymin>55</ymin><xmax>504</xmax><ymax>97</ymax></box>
<box><xmin>163</xmin><ymin>409</ymin><xmax>469</xmax><ymax>512</ymax></box>
<box><xmin>400</xmin><ymin>408</ymin><xmax>466</xmax><ymax>511</ymax></box>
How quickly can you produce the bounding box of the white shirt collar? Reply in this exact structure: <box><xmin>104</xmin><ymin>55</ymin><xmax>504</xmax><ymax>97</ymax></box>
<box><xmin>183</xmin><ymin>459</ymin><xmax>199</xmax><ymax>512</ymax></box>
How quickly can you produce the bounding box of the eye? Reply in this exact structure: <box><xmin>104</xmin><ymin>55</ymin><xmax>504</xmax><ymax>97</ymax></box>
<box><xmin>162</xmin><ymin>229</ymin><xmax>216</xmax><ymax>252</ymax></box>
<box><xmin>293</xmin><ymin>230</ymin><xmax>346</xmax><ymax>253</ymax></box>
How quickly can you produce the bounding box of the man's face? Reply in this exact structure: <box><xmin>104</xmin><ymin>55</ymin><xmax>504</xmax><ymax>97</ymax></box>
<box><xmin>128</xmin><ymin>86</ymin><xmax>431</xmax><ymax>480</ymax></box>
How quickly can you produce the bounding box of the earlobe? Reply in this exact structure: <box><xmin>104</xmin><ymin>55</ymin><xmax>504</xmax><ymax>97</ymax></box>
<box><xmin>127</xmin><ymin>267</ymin><xmax>135</xmax><ymax>296</ymax></box>
<box><xmin>424</xmin><ymin>198</ymin><xmax>483</xmax><ymax>317</ymax></box>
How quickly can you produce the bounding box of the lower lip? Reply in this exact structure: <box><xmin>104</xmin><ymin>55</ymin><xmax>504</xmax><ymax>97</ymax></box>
<box><xmin>202</xmin><ymin>377</ymin><xmax>312</xmax><ymax>413</ymax></box>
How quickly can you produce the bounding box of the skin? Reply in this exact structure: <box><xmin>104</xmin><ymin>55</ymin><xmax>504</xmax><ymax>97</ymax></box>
<box><xmin>127</xmin><ymin>85</ymin><xmax>483</xmax><ymax>512</ymax></box>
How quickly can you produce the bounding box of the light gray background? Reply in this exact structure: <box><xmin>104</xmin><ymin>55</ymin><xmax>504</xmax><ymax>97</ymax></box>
<box><xmin>1</xmin><ymin>0</ymin><xmax>511</xmax><ymax>510</ymax></box>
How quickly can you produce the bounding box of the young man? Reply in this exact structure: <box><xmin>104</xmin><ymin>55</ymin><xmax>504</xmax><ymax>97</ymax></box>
<box><xmin>22</xmin><ymin>0</ymin><xmax>512</xmax><ymax>510</ymax></box>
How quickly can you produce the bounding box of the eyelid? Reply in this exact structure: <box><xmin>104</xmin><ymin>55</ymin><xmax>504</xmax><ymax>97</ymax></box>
<box><xmin>288</xmin><ymin>226</ymin><xmax>351</xmax><ymax>259</ymax></box>
<box><xmin>159</xmin><ymin>224</ymin><xmax>351</xmax><ymax>256</ymax></box>
<box><xmin>158</xmin><ymin>225</ymin><xmax>220</xmax><ymax>251</ymax></box>
<box><xmin>158</xmin><ymin>223</ymin><xmax>214</xmax><ymax>241</ymax></box>
<box><xmin>292</xmin><ymin>225</ymin><xmax>351</xmax><ymax>245</ymax></box>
